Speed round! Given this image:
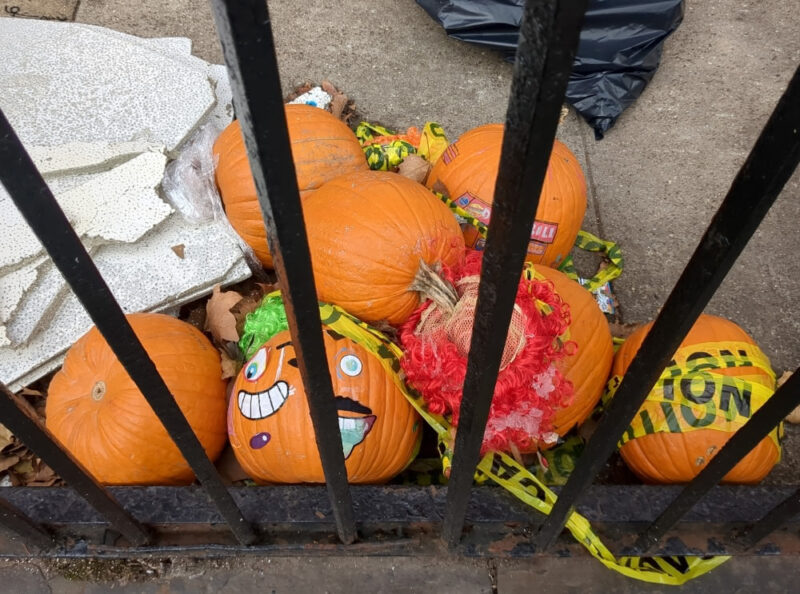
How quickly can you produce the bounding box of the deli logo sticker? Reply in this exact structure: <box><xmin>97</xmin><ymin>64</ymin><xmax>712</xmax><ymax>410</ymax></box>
<box><xmin>442</xmin><ymin>143</ymin><xmax>459</xmax><ymax>165</ymax></box>
<box><xmin>457</xmin><ymin>192</ymin><xmax>492</xmax><ymax>223</ymax></box>
<box><xmin>530</xmin><ymin>220</ymin><xmax>558</xmax><ymax>244</ymax></box>
<box><xmin>526</xmin><ymin>241</ymin><xmax>547</xmax><ymax>256</ymax></box>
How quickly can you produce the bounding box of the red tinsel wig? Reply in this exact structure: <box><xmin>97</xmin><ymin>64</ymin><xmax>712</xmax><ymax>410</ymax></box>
<box><xmin>399</xmin><ymin>250</ymin><xmax>575</xmax><ymax>454</ymax></box>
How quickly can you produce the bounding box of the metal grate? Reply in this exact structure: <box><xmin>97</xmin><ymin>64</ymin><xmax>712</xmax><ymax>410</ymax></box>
<box><xmin>0</xmin><ymin>0</ymin><xmax>798</xmax><ymax>560</ymax></box>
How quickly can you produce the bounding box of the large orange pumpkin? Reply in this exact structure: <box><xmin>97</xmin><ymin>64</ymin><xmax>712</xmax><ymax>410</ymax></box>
<box><xmin>213</xmin><ymin>104</ymin><xmax>368</xmax><ymax>267</ymax></box>
<box><xmin>229</xmin><ymin>295</ymin><xmax>421</xmax><ymax>483</ymax></box>
<box><xmin>612</xmin><ymin>314</ymin><xmax>780</xmax><ymax>484</ymax></box>
<box><xmin>427</xmin><ymin>124</ymin><xmax>586</xmax><ymax>268</ymax></box>
<box><xmin>46</xmin><ymin>313</ymin><xmax>227</xmax><ymax>485</ymax></box>
<box><xmin>303</xmin><ymin>170</ymin><xmax>465</xmax><ymax>325</ymax></box>
<box><xmin>525</xmin><ymin>265</ymin><xmax>613</xmax><ymax>438</ymax></box>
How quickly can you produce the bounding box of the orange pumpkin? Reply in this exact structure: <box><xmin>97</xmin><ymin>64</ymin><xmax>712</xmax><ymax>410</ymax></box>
<box><xmin>612</xmin><ymin>314</ymin><xmax>780</xmax><ymax>484</ymax></box>
<box><xmin>213</xmin><ymin>104</ymin><xmax>368</xmax><ymax>268</ymax></box>
<box><xmin>46</xmin><ymin>313</ymin><xmax>227</xmax><ymax>485</ymax></box>
<box><xmin>303</xmin><ymin>170</ymin><xmax>465</xmax><ymax>325</ymax></box>
<box><xmin>427</xmin><ymin>124</ymin><xmax>586</xmax><ymax>268</ymax></box>
<box><xmin>526</xmin><ymin>265</ymin><xmax>613</xmax><ymax>439</ymax></box>
<box><xmin>229</xmin><ymin>296</ymin><xmax>421</xmax><ymax>483</ymax></box>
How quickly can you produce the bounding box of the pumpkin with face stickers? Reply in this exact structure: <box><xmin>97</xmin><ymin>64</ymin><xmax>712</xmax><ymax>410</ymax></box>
<box><xmin>228</xmin><ymin>293</ymin><xmax>421</xmax><ymax>484</ymax></box>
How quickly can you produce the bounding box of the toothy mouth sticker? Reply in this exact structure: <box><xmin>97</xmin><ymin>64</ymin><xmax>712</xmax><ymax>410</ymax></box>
<box><xmin>335</xmin><ymin>396</ymin><xmax>377</xmax><ymax>459</ymax></box>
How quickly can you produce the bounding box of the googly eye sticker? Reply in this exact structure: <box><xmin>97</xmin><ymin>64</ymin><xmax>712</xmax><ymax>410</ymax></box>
<box><xmin>244</xmin><ymin>347</ymin><xmax>268</xmax><ymax>382</ymax></box>
<box><xmin>339</xmin><ymin>354</ymin><xmax>363</xmax><ymax>377</ymax></box>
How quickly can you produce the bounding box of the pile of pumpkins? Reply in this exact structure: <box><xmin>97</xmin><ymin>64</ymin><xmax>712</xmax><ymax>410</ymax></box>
<box><xmin>45</xmin><ymin>105</ymin><xmax>781</xmax><ymax>487</ymax></box>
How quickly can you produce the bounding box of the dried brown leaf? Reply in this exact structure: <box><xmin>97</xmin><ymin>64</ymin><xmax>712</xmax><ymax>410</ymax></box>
<box><xmin>205</xmin><ymin>284</ymin><xmax>243</xmax><ymax>344</ymax></box>
<box><xmin>286</xmin><ymin>82</ymin><xmax>313</xmax><ymax>102</ymax></box>
<box><xmin>28</xmin><ymin>477</ymin><xmax>60</xmax><ymax>487</ymax></box>
<box><xmin>320</xmin><ymin>80</ymin><xmax>338</xmax><ymax>95</ymax></box>
<box><xmin>330</xmin><ymin>93</ymin><xmax>349</xmax><ymax>120</ymax></box>
<box><xmin>12</xmin><ymin>459</ymin><xmax>34</xmax><ymax>476</ymax></box>
<box><xmin>18</xmin><ymin>387</ymin><xmax>44</xmax><ymax>398</ymax></box>
<box><xmin>171</xmin><ymin>244</ymin><xmax>186</xmax><ymax>259</ymax></box>
<box><xmin>6</xmin><ymin>441</ymin><xmax>29</xmax><ymax>457</ymax></box>
<box><xmin>256</xmin><ymin>282</ymin><xmax>278</xmax><ymax>296</ymax></box>
<box><xmin>231</xmin><ymin>294</ymin><xmax>264</xmax><ymax>337</ymax></box>
<box><xmin>397</xmin><ymin>154</ymin><xmax>431</xmax><ymax>185</ymax></box>
<box><xmin>0</xmin><ymin>424</ymin><xmax>13</xmax><ymax>451</ymax></box>
<box><xmin>220</xmin><ymin>349</ymin><xmax>240</xmax><ymax>380</ymax></box>
<box><xmin>314</xmin><ymin>510</ymin><xmax>326</xmax><ymax>519</ymax></box>
<box><xmin>31</xmin><ymin>464</ymin><xmax>56</xmax><ymax>483</ymax></box>
<box><xmin>431</xmin><ymin>179</ymin><xmax>449</xmax><ymax>198</ymax></box>
<box><xmin>0</xmin><ymin>455</ymin><xmax>20</xmax><ymax>473</ymax></box>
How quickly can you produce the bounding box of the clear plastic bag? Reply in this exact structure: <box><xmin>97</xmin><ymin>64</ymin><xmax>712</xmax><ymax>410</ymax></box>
<box><xmin>162</xmin><ymin>124</ymin><xmax>262</xmax><ymax>273</ymax></box>
<box><xmin>162</xmin><ymin>124</ymin><xmax>226</xmax><ymax>224</ymax></box>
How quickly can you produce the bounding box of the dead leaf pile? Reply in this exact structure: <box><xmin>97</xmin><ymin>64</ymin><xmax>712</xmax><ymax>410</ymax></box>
<box><xmin>0</xmin><ymin>388</ymin><xmax>62</xmax><ymax>487</ymax></box>
<box><xmin>204</xmin><ymin>281</ymin><xmax>277</xmax><ymax>379</ymax></box>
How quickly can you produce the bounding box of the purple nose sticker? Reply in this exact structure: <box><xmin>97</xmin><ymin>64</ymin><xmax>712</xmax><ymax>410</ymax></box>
<box><xmin>250</xmin><ymin>432</ymin><xmax>271</xmax><ymax>449</ymax></box>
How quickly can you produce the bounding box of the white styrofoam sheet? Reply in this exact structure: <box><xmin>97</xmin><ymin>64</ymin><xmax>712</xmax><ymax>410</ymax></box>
<box><xmin>0</xmin><ymin>215</ymin><xmax>251</xmax><ymax>390</ymax></box>
<box><xmin>0</xmin><ymin>19</ymin><xmax>215</xmax><ymax>153</ymax></box>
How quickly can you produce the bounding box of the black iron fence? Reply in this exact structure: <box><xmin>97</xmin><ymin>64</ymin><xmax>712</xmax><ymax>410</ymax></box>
<box><xmin>0</xmin><ymin>0</ymin><xmax>798</xmax><ymax>567</ymax></box>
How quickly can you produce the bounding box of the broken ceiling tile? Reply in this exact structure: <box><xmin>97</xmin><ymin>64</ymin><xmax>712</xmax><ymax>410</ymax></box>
<box><xmin>1</xmin><ymin>257</ymin><xmax>250</xmax><ymax>392</ymax></box>
<box><xmin>0</xmin><ymin>191</ymin><xmax>45</xmax><ymax>277</ymax></box>
<box><xmin>4</xmin><ymin>242</ymin><xmax>97</xmax><ymax>347</ymax></box>
<box><xmin>0</xmin><ymin>19</ymin><xmax>215</xmax><ymax>153</ymax></box>
<box><xmin>0</xmin><ymin>216</ymin><xmax>250</xmax><ymax>389</ymax></box>
<box><xmin>0</xmin><ymin>262</ymin><xmax>42</xmax><ymax>324</ymax></box>
<box><xmin>4</xmin><ymin>261</ymin><xmax>68</xmax><ymax>347</ymax></box>
<box><xmin>0</xmin><ymin>226</ymin><xmax>250</xmax><ymax>391</ymax></box>
<box><xmin>208</xmin><ymin>65</ymin><xmax>235</xmax><ymax>130</ymax></box>
<box><xmin>57</xmin><ymin>151</ymin><xmax>172</xmax><ymax>244</ymax></box>
<box><xmin>95</xmin><ymin>214</ymin><xmax>245</xmax><ymax>312</ymax></box>
<box><xmin>75</xmin><ymin>24</ymin><xmax>208</xmax><ymax>74</ymax></box>
<box><xmin>28</xmin><ymin>140</ymin><xmax>165</xmax><ymax>178</ymax></box>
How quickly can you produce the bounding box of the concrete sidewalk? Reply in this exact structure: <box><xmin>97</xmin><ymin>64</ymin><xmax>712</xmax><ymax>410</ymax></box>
<box><xmin>3</xmin><ymin>554</ymin><xmax>800</xmax><ymax>593</ymax></box>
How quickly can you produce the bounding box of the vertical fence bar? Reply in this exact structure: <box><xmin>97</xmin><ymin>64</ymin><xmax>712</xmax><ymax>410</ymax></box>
<box><xmin>535</xmin><ymin>66</ymin><xmax>800</xmax><ymax>550</ymax></box>
<box><xmin>635</xmin><ymin>369</ymin><xmax>800</xmax><ymax>551</ymax></box>
<box><xmin>209</xmin><ymin>0</ymin><xmax>356</xmax><ymax>544</ymax></box>
<box><xmin>0</xmin><ymin>111</ymin><xmax>257</xmax><ymax>546</ymax></box>
<box><xmin>441</xmin><ymin>0</ymin><xmax>588</xmax><ymax>546</ymax></box>
<box><xmin>737</xmin><ymin>487</ymin><xmax>800</xmax><ymax>551</ymax></box>
<box><xmin>0</xmin><ymin>383</ymin><xmax>148</xmax><ymax>546</ymax></box>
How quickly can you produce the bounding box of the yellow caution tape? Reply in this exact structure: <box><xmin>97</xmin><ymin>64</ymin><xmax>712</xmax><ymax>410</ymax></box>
<box><xmin>605</xmin><ymin>342</ymin><xmax>782</xmax><ymax>451</ymax></box>
<box><xmin>417</xmin><ymin>122</ymin><xmax>449</xmax><ymax>164</ymax></box>
<box><xmin>356</xmin><ymin>121</ymin><xmax>448</xmax><ymax>170</ymax></box>
<box><xmin>557</xmin><ymin>230</ymin><xmax>624</xmax><ymax>292</ymax></box>
<box><xmin>311</xmin><ymin>301</ymin><xmax>729</xmax><ymax>585</ymax></box>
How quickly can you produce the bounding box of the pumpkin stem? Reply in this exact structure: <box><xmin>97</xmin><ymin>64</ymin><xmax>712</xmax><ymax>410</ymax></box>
<box><xmin>91</xmin><ymin>381</ymin><xmax>106</xmax><ymax>402</ymax></box>
<box><xmin>410</xmin><ymin>259</ymin><xmax>458</xmax><ymax>314</ymax></box>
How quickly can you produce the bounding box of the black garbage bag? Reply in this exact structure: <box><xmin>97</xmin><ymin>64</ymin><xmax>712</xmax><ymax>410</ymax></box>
<box><xmin>417</xmin><ymin>0</ymin><xmax>684</xmax><ymax>138</ymax></box>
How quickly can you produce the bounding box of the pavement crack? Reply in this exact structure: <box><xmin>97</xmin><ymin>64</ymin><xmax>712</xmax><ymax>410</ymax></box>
<box><xmin>577</xmin><ymin>114</ymin><xmax>607</xmax><ymax>241</ymax></box>
<box><xmin>32</xmin><ymin>561</ymin><xmax>53</xmax><ymax>594</ymax></box>
<box><xmin>487</xmin><ymin>558</ymin><xmax>498</xmax><ymax>594</ymax></box>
